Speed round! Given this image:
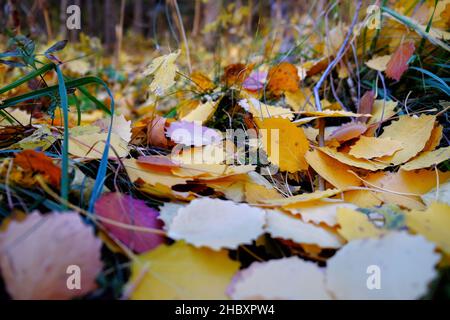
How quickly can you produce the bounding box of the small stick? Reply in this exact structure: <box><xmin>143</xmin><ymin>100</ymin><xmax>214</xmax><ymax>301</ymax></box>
<box><xmin>313</xmin><ymin>0</ymin><xmax>362</xmax><ymax>190</ymax></box>
<box><xmin>172</xmin><ymin>0</ymin><xmax>192</xmax><ymax>74</ymax></box>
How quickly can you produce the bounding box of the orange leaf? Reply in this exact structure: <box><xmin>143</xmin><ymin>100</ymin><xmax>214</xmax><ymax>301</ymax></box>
<box><xmin>385</xmin><ymin>42</ymin><xmax>415</xmax><ymax>81</ymax></box>
<box><xmin>267</xmin><ymin>62</ymin><xmax>300</xmax><ymax>97</ymax></box>
<box><xmin>15</xmin><ymin>150</ymin><xmax>61</xmax><ymax>187</ymax></box>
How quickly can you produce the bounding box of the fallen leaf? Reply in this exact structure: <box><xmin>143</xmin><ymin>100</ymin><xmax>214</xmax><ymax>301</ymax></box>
<box><xmin>336</xmin><ymin>207</ymin><xmax>386</xmax><ymax>241</ymax></box>
<box><xmin>181</xmin><ymin>99</ymin><xmax>220</xmax><ymax>124</ymax></box>
<box><xmin>15</xmin><ymin>150</ymin><xmax>61</xmax><ymax>187</ymax></box>
<box><xmin>305</xmin><ymin>149</ymin><xmax>362</xmax><ymax>189</ymax></box>
<box><xmin>94</xmin><ymin>193</ymin><xmax>165</xmax><ymax>253</ymax></box>
<box><xmin>349</xmin><ymin>136</ymin><xmax>403</xmax><ymax>159</ymax></box>
<box><xmin>378</xmin><ymin>114</ymin><xmax>436</xmax><ymax>165</ymax></box>
<box><xmin>227</xmin><ymin>257</ymin><xmax>331</xmax><ymax>300</ymax></box>
<box><xmin>0</xmin><ymin>211</ymin><xmax>102</xmax><ymax>299</ymax></box>
<box><xmin>128</xmin><ymin>241</ymin><xmax>239</xmax><ymax>299</ymax></box>
<box><xmin>267</xmin><ymin>62</ymin><xmax>300</xmax><ymax>96</ymax></box>
<box><xmin>401</xmin><ymin>146</ymin><xmax>450</xmax><ymax>171</ymax></box>
<box><xmin>167</xmin><ymin>198</ymin><xmax>265</xmax><ymax>250</ymax></box>
<box><xmin>265</xmin><ymin>210</ymin><xmax>343</xmax><ymax>248</ymax></box>
<box><xmin>144</xmin><ymin>50</ymin><xmax>180</xmax><ymax>96</ymax></box>
<box><xmin>238</xmin><ymin>98</ymin><xmax>293</xmax><ymax>120</ymax></box>
<box><xmin>69</xmin><ymin>133</ymin><xmax>128</xmax><ymax>159</ymax></box>
<box><xmin>385</xmin><ymin>42</ymin><xmax>415</xmax><ymax>81</ymax></box>
<box><xmin>255</xmin><ymin>117</ymin><xmax>309</xmax><ymax>172</ymax></box>
<box><xmin>365</xmin><ymin>55</ymin><xmax>391</xmax><ymax>72</ymax></box>
<box><xmin>406</xmin><ymin>202</ymin><xmax>450</xmax><ymax>255</ymax></box>
<box><xmin>326</xmin><ymin>232</ymin><xmax>439</xmax><ymax>299</ymax></box>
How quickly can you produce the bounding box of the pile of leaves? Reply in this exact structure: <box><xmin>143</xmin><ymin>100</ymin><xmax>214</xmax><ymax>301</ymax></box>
<box><xmin>0</xmin><ymin>1</ymin><xmax>449</xmax><ymax>300</ymax></box>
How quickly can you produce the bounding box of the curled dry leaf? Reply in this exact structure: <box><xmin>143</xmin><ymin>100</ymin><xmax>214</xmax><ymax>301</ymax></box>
<box><xmin>227</xmin><ymin>257</ymin><xmax>331</xmax><ymax>300</ymax></box>
<box><xmin>147</xmin><ymin>115</ymin><xmax>169</xmax><ymax>148</ymax></box>
<box><xmin>167</xmin><ymin>198</ymin><xmax>266</xmax><ymax>250</ymax></box>
<box><xmin>94</xmin><ymin>192</ymin><xmax>165</xmax><ymax>253</ymax></box>
<box><xmin>0</xmin><ymin>211</ymin><xmax>102</xmax><ymax>300</ymax></box>
<box><xmin>326</xmin><ymin>232</ymin><xmax>439</xmax><ymax>299</ymax></box>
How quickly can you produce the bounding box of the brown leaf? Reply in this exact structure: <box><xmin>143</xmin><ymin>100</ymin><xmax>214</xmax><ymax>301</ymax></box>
<box><xmin>357</xmin><ymin>90</ymin><xmax>375</xmax><ymax>123</ymax></box>
<box><xmin>385</xmin><ymin>42</ymin><xmax>415</xmax><ymax>81</ymax></box>
<box><xmin>15</xmin><ymin>150</ymin><xmax>61</xmax><ymax>187</ymax></box>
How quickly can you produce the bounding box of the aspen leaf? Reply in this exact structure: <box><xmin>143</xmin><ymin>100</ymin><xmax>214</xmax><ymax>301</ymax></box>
<box><xmin>318</xmin><ymin>147</ymin><xmax>389</xmax><ymax>171</ymax></box>
<box><xmin>385</xmin><ymin>42</ymin><xmax>415</xmax><ymax>81</ymax></box>
<box><xmin>238</xmin><ymin>98</ymin><xmax>293</xmax><ymax>120</ymax></box>
<box><xmin>326</xmin><ymin>232</ymin><xmax>439</xmax><ymax>299</ymax></box>
<box><xmin>336</xmin><ymin>208</ymin><xmax>386</xmax><ymax>241</ymax></box>
<box><xmin>255</xmin><ymin>117</ymin><xmax>309</xmax><ymax>172</ymax></box>
<box><xmin>167</xmin><ymin>198</ymin><xmax>266</xmax><ymax>250</ymax></box>
<box><xmin>349</xmin><ymin>136</ymin><xmax>403</xmax><ymax>159</ymax></box>
<box><xmin>401</xmin><ymin>146</ymin><xmax>450</xmax><ymax>171</ymax></box>
<box><xmin>129</xmin><ymin>241</ymin><xmax>239</xmax><ymax>300</ymax></box>
<box><xmin>378</xmin><ymin>114</ymin><xmax>436</xmax><ymax>165</ymax></box>
<box><xmin>144</xmin><ymin>50</ymin><xmax>180</xmax><ymax>96</ymax></box>
<box><xmin>227</xmin><ymin>257</ymin><xmax>331</xmax><ymax>300</ymax></box>
<box><xmin>405</xmin><ymin>202</ymin><xmax>450</xmax><ymax>255</ymax></box>
<box><xmin>69</xmin><ymin>133</ymin><xmax>128</xmax><ymax>159</ymax></box>
<box><xmin>365</xmin><ymin>55</ymin><xmax>391</xmax><ymax>72</ymax></box>
<box><xmin>94</xmin><ymin>192</ymin><xmax>165</xmax><ymax>253</ymax></box>
<box><xmin>181</xmin><ymin>99</ymin><xmax>220</xmax><ymax>124</ymax></box>
<box><xmin>266</xmin><ymin>210</ymin><xmax>343</xmax><ymax>248</ymax></box>
<box><xmin>0</xmin><ymin>212</ymin><xmax>102</xmax><ymax>300</ymax></box>
<box><xmin>305</xmin><ymin>149</ymin><xmax>361</xmax><ymax>189</ymax></box>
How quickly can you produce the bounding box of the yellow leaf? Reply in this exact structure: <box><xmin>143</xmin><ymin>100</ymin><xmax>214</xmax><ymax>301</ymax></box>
<box><xmin>423</xmin><ymin>124</ymin><xmax>443</xmax><ymax>152</ymax></box>
<box><xmin>305</xmin><ymin>149</ymin><xmax>361</xmax><ymax>189</ymax></box>
<box><xmin>244</xmin><ymin>182</ymin><xmax>283</xmax><ymax>204</ymax></box>
<box><xmin>336</xmin><ymin>208</ymin><xmax>385</xmax><ymax>241</ymax></box>
<box><xmin>349</xmin><ymin>136</ymin><xmax>403</xmax><ymax>159</ymax></box>
<box><xmin>318</xmin><ymin>147</ymin><xmax>389</xmax><ymax>171</ymax></box>
<box><xmin>123</xmin><ymin>158</ymin><xmax>186</xmax><ymax>187</ymax></box>
<box><xmin>401</xmin><ymin>146</ymin><xmax>450</xmax><ymax>171</ymax></box>
<box><xmin>128</xmin><ymin>241</ymin><xmax>240</xmax><ymax>299</ymax></box>
<box><xmin>181</xmin><ymin>99</ymin><xmax>220</xmax><ymax>124</ymax></box>
<box><xmin>68</xmin><ymin>133</ymin><xmax>128</xmax><ymax>159</ymax></box>
<box><xmin>239</xmin><ymin>98</ymin><xmax>293</xmax><ymax>120</ymax></box>
<box><xmin>367</xmin><ymin>99</ymin><xmax>397</xmax><ymax>125</ymax></box>
<box><xmin>255</xmin><ymin>118</ymin><xmax>309</xmax><ymax>172</ymax></box>
<box><xmin>366</xmin><ymin>169</ymin><xmax>450</xmax><ymax>210</ymax></box>
<box><xmin>365</xmin><ymin>55</ymin><xmax>391</xmax><ymax>72</ymax></box>
<box><xmin>284</xmin><ymin>88</ymin><xmax>312</xmax><ymax>112</ymax></box>
<box><xmin>378</xmin><ymin>114</ymin><xmax>436</xmax><ymax>165</ymax></box>
<box><xmin>263</xmin><ymin>189</ymin><xmax>343</xmax><ymax>207</ymax></box>
<box><xmin>297</xmin><ymin>110</ymin><xmax>371</xmax><ymax>118</ymax></box>
<box><xmin>406</xmin><ymin>202</ymin><xmax>450</xmax><ymax>255</ymax></box>
<box><xmin>144</xmin><ymin>50</ymin><xmax>180</xmax><ymax>96</ymax></box>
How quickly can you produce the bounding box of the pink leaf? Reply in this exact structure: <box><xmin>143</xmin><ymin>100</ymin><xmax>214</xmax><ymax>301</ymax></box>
<box><xmin>385</xmin><ymin>42</ymin><xmax>415</xmax><ymax>81</ymax></box>
<box><xmin>0</xmin><ymin>211</ymin><xmax>102</xmax><ymax>300</ymax></box>
<box><xmin>94</xmin><ymin>193</ymin><xmax>164</xmax><ymax>253</ymax></box>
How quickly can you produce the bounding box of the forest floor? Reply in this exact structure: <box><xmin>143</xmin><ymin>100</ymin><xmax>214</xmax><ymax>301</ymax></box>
<box><xmin>0</xmin><ymin>1</ymin><xmax>449</xmax><ymax>300</ymax></box>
